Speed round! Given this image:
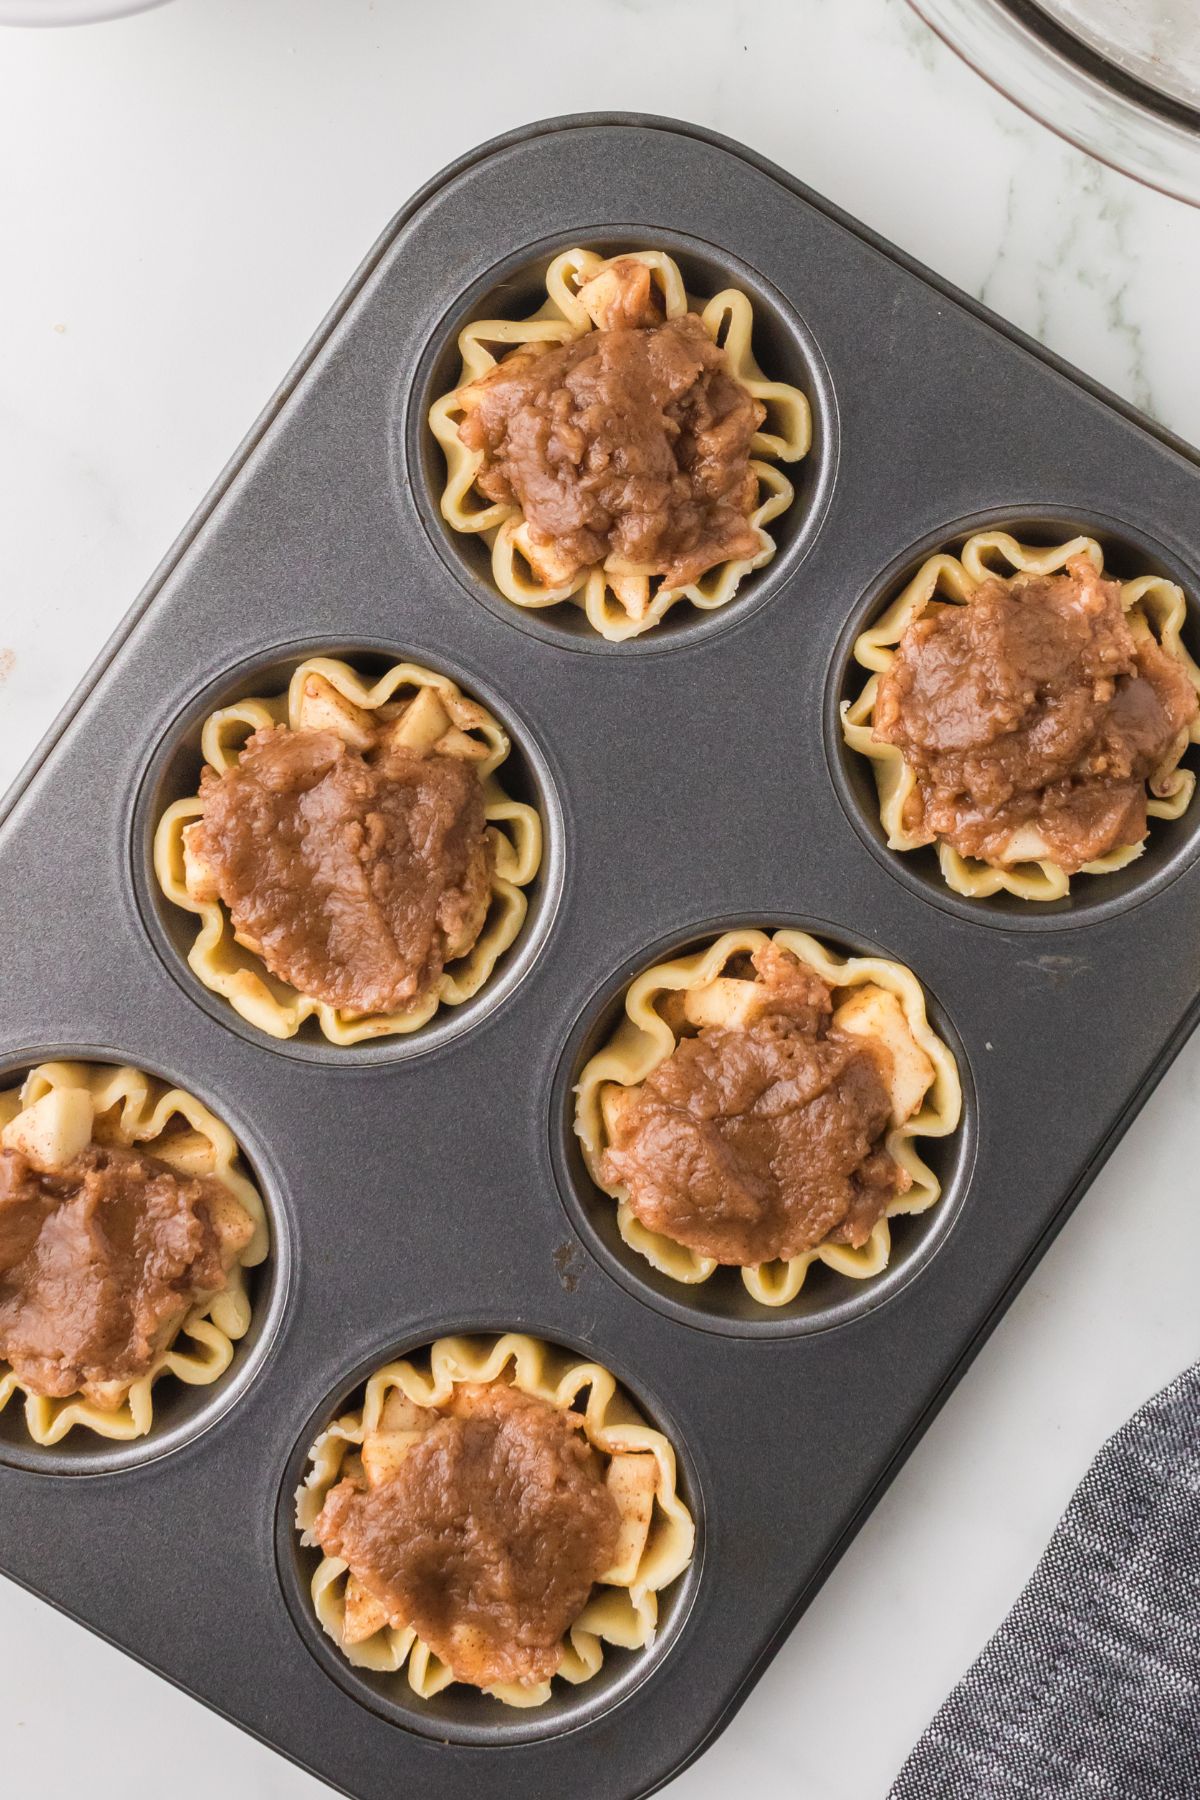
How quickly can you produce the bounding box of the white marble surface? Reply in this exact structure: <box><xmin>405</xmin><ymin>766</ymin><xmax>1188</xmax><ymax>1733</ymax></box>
<box><xmin>2</xmin><ymin>2</ymin><xmax>1200</xmax><ymax>1795</ymax></box>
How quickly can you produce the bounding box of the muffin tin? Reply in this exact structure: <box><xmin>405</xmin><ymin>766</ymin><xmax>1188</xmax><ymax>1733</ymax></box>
<box><xmin>2</xmin><ymin>113</ymin><xmax>1199</xmax><ymax>1800</ymax></box>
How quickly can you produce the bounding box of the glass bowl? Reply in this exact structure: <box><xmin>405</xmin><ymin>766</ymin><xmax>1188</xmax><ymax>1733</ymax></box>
<box><xmin>907</xmin><ymin>0</ymin><xmax>1200</xmax><ymax>205</ymax></box>
<box><xmin>0</xmin><ymin>0</ymin><xmax>171</xmax><ymax>22</ymax></box>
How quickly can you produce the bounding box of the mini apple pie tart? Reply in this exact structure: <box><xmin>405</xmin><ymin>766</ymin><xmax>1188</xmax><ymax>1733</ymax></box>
<box><xmin>0</xmin><ymin>1061</ymin><xmax>266</xmax><ymax>1443</ymax></box>
<box><xmin>431</xmin><ymin>248</ymin><xmax>810</xmax><ymax>639</ymax></box>
<box><xmin>295</xmin><ymin>1333</ymin><xmax>695</xmax><ymax>1706</ymax></box>
<box><xmin>575</xmin><ymin>929</ymin><xmax>961</xmax><ymax>1306</ymax></box>
<box><xmin>154</xmin><ymin>658</ymin><xmax>542</xmax><ymax>1043</ymax></box>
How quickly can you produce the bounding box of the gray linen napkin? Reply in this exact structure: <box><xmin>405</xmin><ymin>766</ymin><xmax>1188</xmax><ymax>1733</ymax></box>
<box><xmin>889</xmin><ymin>1361</ymin><xmax>1200</xmax><ymax>1799</ymax></box>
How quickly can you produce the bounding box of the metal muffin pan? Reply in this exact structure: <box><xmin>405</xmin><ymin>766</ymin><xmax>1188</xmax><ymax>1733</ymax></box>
<box><xmin>1</xmin><ymin>112</ymin><xmax>1199</xmax><ymax>1800</ymax></box>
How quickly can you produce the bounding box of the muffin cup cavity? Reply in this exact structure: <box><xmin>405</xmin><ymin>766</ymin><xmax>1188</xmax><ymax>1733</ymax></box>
<box><xmin>0</xmin><ymin>1049</ymin><xmax>290</xmax><ymax>1476</ymax></box>
<box><xmin>552</xmin><ymin>921</ymin><xmax>975</xmax><ymax>1339</ymax></box>
<box><xmin>276</xmin><ymin>1326</ymin><xmax>702</xmax><ymax>1745</ymax></box>
<box><xmin>133</xmin><ymin>641</ymin><xmax>564</xmax><ymax>1065</ymax></box>
<box><xmin>829</xmin><ymin>509</ymin><xmax>1200</xmax><ymax>930</ymax></box>
<box><xmin>405</xmin><ymin>230</ymin><xmax>837</xmax><ymax>653</ymax></box>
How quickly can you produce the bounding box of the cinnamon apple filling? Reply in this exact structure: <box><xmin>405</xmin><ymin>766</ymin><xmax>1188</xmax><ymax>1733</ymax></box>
<box><xmin>0</xmin><ymin>1088</ymin><xmax>254</xmax><ymax>1410</ymax></box>
<box><xmin>312</xmin><ymin>1381</ymin><xmax>620</xmax><ymax>1691</ymax></box>
<box><xmin>872</xmin><ymin>554</ymin><xmax>1199</xmax><ymax>873</ymax></box>
<box><xmin>600</xmin><ymin>944</ymin><xmax>934</xmax><ymax>1266</ymax></box>
<box><xmin>456</xmin><ymin>256</ymin><xmax>766</xmax><ymax>591</ymax></box>
<box><xmin>184</xmin><ymin>675</ymin><xmax>495</xmax><ymax>1016</ymax></box>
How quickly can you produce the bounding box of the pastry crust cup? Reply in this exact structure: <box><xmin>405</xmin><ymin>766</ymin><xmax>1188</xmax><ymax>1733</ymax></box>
<box><xmin>294</xmin><ymin>1333</ymin><xmax>695</xmax><ymax>1709</ymax></box>
<box><xmin>573</xmin><ymin>928</ymin><xmax>962</xmax><ymax>1308</ymax></box>
<box><xmin>429</xmin><ymin>247</ymin><xmax>812</xmax><ymax>642</ymax></box>
<box><xmin>153</xmin><ymin>656</ymin><xmax>543</xmax><ymax>1044</ymax></box>
<box><xmin>0</xmin><ymin>1061</ymin><xmax>267</xmax><ymax>1445</ymax></box>
<box><xmin>840</xmin><ymin>532</ymin><xmax>1200</xmax><ymax>901</ymax></box>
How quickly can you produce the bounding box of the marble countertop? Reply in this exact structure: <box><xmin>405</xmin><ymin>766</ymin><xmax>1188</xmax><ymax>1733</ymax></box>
<box><xmin>3</xmin><ymin>2</ymin><xmax>1200</xmax><ymax>1796</ymax></box>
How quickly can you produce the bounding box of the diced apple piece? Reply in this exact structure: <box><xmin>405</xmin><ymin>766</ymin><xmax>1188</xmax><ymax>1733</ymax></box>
<box><xmin>296</xmin><ymin>674</ymin><xmax>376</xmax><ymax>749</ymax></box>
<box><xmin>578</xmin><ymin>261</ymin><xmax>659</xmax><ymax>331</ymax></box>
<box><xmin>609</xmin><ymin>572</ymin><xmax>650</xmax><ymax>619</ymax></box>
<box><xmin>444</xmin><ymin>1622</ymin><xmax>495</xmax><ymax>1689</ymax></box>
<box><xmin>385</xmin><ymin>686</ymin><xmax>451</xmax><ymax>753</ymax></box>
<box><xmin>342</xmin><ymin>1576</ymin><xmax>390</xmax><ymax>1646</ymax></box>
<box><xmin>2</xmin><ymin>1087</ymin><xmax>94</xmax><ymax>1170</ymax></box>
<box><xmin>361</xmin><ymin>1415</ymin><xmax>436</xmax><ymax>1489</ymax></box>
<box><xmin>434</xmin><ymin>726</ymin><xmax>487</xmax><ymax>763</ymax></box>
<box><xmin>204</xmin><ymin>1185</ymin><xmax>256</xmax><ymax>1258</ymax></box>
<box><xmin>602</xmin><ymin>1453</ymin><xmax>658</xmax><ymax>1583</ymax></box>
<box><xmin>513</xmin><ymin>520</ymin><xmax>579</xmax><ymax>587</ymax></box>
<box><xmin>360</xmin><ymin>1393</ymin><xmax>437</xmax><ymax>1488</ymax></box>
<box><xmin>578</xmin><ymin>265</ymin><xmax>628</xmax><ymax>329</ymax></box>
<box><xmin>181</xmin><ymin>822</ymin><xmax>220</xmax><ymax>901</ymax></box>
<box><xmin>86</xmin><ymin>1376</ymin><xmax>130</xmax><ymax>1413</ymax></box>
<box><xmin>600</xmin><ymin>1085</ymin><xmax>635</xmax><ymax>1145</ymax></box>
<box><xmin>683</xmin><ymin>976</ymin><xmax>763</xmax><ymax>1032</ymax></box>
<box><xmin>448</xmin><ymin>694</ymin><xmax>490</xmax><ymax>735</ymax></box>
<box><xmin>379</xmin><ymin>1391</ymin><xmax>437</xmax><ymax>1434</ymax></box>
<box><xmin>152</xmin><ymin>1128</ymin><xmax>218</xmax><ymax>1177</ymax></box>
<box><xmin>834</xmin><ymin>987</ymin><xmax>934</xmax><ymax>1126</ymax></box>
<box><xmin>360</xmin><ymin>1432</ymin><xmax>420</xmax><ymax>1488</ymax></box>
<box><xmin>1000</xmin><ymin>823</ymin><xmax>1052</xmax><ymax>861</ymax></box>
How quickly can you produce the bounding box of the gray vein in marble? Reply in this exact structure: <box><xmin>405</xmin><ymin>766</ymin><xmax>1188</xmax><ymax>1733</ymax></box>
<box><xmin>978</xmin><ymin>173</ymin><xmax>1030</xmax><ymax>330</ymax></box>
<box><xmin>887</xmin><ymin>0</ymin><xmax>951</xmax><ymax>71</ymax></box>
<box><xmin>977</xmin><ymin>154</ymin><xmax>1155</xmax><ymax>417</ymax></box>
